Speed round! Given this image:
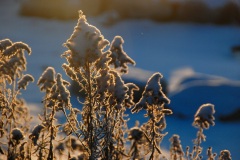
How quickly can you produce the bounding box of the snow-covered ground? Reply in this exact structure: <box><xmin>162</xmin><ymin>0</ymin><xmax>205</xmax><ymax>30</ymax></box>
<box><xmin>1</xmin><ymin>0</ymin><xmax>240</xmax><ymax>159</ymax></box>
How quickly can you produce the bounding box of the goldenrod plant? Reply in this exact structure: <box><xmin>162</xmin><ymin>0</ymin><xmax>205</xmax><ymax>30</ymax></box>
<box><xmin>191</xmin><ymin>103</ymin><xmax>215</xmax><ymax>160</ymax></box>
<box><xmin>0</xmin><ymin>11</ymin><xmax>233</xmax><ymax>160</ymax></box>
<box><xmin>131</xmin><ymin>72</ymin><xmax>172</xmax><ymax>160</ymax></box>
<box><xmin>0</xmin><ymin>39</ymin><xmax>33</xmax><ymax>159</ymax></box>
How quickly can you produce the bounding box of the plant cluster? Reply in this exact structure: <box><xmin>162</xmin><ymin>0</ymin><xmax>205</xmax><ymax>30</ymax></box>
<box><xmin>0</xmin><ymin>11</ymin><xmax>233</xmax><ymax>160</ymax></box>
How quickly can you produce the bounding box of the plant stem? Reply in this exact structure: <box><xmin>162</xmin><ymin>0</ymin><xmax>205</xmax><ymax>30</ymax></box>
<box><xmin>194</xmin><ymin>127</ymin><xmax>203</xmax><ymax>160</ymax></box>
<box><xmin>62</xmin><ymin>108</ymin><xmax>89</xmax><ymax>154</ymax></box>
<box><xmin>7</xmin><ymin>75</ymin><xmax>16</xmax><ymax>158</ymax></box>
<box><xmin>47</xmin><ymin>105</ymin><xmax>55</xmax><ymax>160</ymax></box>
<box><xmin>149</xmin><ymin>105</ymin><xmax>155</xmax><ymax>160</ymax></box>
<box><xmin>85</xmin><ymin>62</ymin><xmax>96</xmax><ymax>159</ymax></box>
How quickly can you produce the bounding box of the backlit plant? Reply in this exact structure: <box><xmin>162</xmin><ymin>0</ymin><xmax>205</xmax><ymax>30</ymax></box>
<box><xmin>0</xmin><ymin>11</ymin><xmax>233</xmax><ymax>160</ymax></box>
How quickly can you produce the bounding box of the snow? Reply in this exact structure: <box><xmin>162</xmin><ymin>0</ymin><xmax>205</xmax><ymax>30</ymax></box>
<box><xmin>64</xmin><ymin>11</ymin><xmax>109</xmax><ymax>67</ymax></box>
<box><xmin>1</xmin><ymin>0</ymin><xmax>240</xmax><ymax>159</ymax></box>
<box><xmin>169</xmin><ymin>67</ymin><xmax>240</xmax><ymax>118</ymax></box>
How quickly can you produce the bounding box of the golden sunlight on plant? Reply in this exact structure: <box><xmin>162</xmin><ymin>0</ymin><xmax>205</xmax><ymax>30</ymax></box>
<box><xmin>0</xmin><ymin>11</ymin><xmax>233</xmax><ymax>160</ymax></box>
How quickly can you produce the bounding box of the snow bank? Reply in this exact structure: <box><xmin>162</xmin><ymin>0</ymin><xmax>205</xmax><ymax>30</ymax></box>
<box><xmin>169</xmin><ymin>68</ymin><xmax>240</xmax><ymax>118</ymax></box>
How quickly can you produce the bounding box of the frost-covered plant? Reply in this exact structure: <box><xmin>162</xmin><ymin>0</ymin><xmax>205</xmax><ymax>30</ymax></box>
<box><xmin>131</xmin><ymin>72</ymin><xmax>172</xmax><ymax>159</ymax></box>
<box><xmin>170</xmin><ymin>104</ymin><xmax>230</xmax><ymax>160</ymax></box>
<box><xmin>7</xmin><ymin>128</ymin><xmax>25</xmax><ymax>159</ymax></box>
<box><xmin>207</xmin><ymin>147</ymin><xmax>217</xmax><ymax>160</ymax></box>
<box><xmin>63</xmin><ymin>11</ymin><xmax>109</xmax><ymax>69</ymax></box>
<box><xmin>127</xmin><ymin>120</ymin><xmax>151</xmax><ymax>160</ymax></box>
<box><xmin>191</xmin><ymin>103</ymin><xmax>215</xmax><ymax>160</ymax></box>
<box><xmin>0</xmin><ymin>10</ymin><xmax>235</xmax><ymax>160</ymax></box>
<box><xmin>193</xmin><ymin>103</ymin><xmax>215</xmax><ymax>129</ymax></box>
<box><xmin>54</xmin><ymin>135</ymin><xmax>87</xmax><ymax>159</ymax></box>
<box><xmin>128</xmin><ymin>126</ymin><xmax>144</xmax><ymax>159</ymax></box>
<box><xmin>61</xmin><ymin>10</ymin><xmax>137</xmax><ymax>160</ymax></box>
<box><xmin>0</xmin><ymin>39</ymin><xmax>33</xmax><ymax>159</ymax></box>
<box><xmin>109</xmin><ymin>36</ymin><xmax>135</xmax><ymax>73</ymax></box>
<box><xmin>36</xmin><ymin>67</ymin><xmax>71</xmax><ymax>160</ymax></box>
<box><xmin>218</xmin><ymin>150</ymin><xmax>232</xmax><ymax>160</ymax></box>
<box><xmin>29</xmin><ymin>124</ymin><xmax>45</xmax><ymax>146</ymax></box>
<box><xmin>169</xmin><ymin>134</ymin><xmax>184</xmax><ymax>160</ymax></box>
<box><xmin>11</xmin><ymin>128</ymin><xmax>25</xmax><ymax>144</ymax></box>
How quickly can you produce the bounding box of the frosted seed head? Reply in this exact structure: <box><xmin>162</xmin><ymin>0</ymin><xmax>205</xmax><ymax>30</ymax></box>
<box><xmin>133</xmin><ymin>72</ymin><xmax>170</xmax><ymax>112</ymax></box>
<box><xmin>11</xmin><ymin>128</ymin><xmax>24</xmax><ymax>142</ymax></box>
<box><xmin>170</xmin><ymin>134</ymin><xmax>181</xmax><ymax>144</ymax></box>
<box><xmin>29</xmin><ymin>124</ymin><xmax>44</xmax><ymax>146</ymax></box>
<box><xmin>193</xmin><ymin>103</ymin><xmax>215</xmax><ymax>129</ymax></box>
<box><xmin>0</xmin><ymin>39</ymin><xmax>12</xmax><ymax>51</ymax></box>
<box><xmin>17</xmin><ymin>74</ymin><xmax>34</xmax><ymax>90</ymax></box>
<box><xmin>131</xmin><ymin>96</ymin><xmax>147</xmax><ymax>113</ymax></box>
<box><xmin>0</xmin><ymin>49</ymin><xmax>28</xmax><ymax>81</ymax></box>
<box><xmin>96</xmin><ymin>69</ymin><xmax>111</xmax><ymax>100</ymax></box>
<box><xmin>95</xmin><ymin>51</ymin><xmax>112</xmax><ymax>70</ymax></box>
<box><xmin>145</xmin><ymin>73</ymin><xmax>170</xmax><ymax>105</ymax></box>
<box><xmin>37</xmin><ymin>67</ymin><xmax>56</xmax><ymax>92</ymax></box>
<box><xmin>3</xmin><ymin>42</ymin><xmax>31</xmax><ymax>58</ymax></box>
<box><xmin>56</xmin><ymin>73</ymin><xmax>71</xmax><ymax>106</ymax></box>
<box><xmin>145</xmin><ymin>73</ymin><xmax>163</xmax><ymax>97</ymax></box>
<box><xmin>2</xmin><ymin>75</ymin><xmax>12</xmax><ymax>84</ymax></box>
<box><xmin>38</xmin><ymin>67</ymin><xmax>56</xmax><ymax>84</ymax></box>
<box><xmin>125</xmin><ymin>83</ymin><xmax>139</xmax><ymax>108</ymax></box>
<box><xmin>128</xmin><ymin>127</ymin><xmax>144</xmax><ymax>141</ymax></box>
<box><xmin>109</xmin><ymin>71</ymin><xmax>128</xmax><ymax>104</ymax></box>
<box><xmin>109</xmin><ymin>36</ymin><xmax>135</xmax><ymax>73</ymax></box>
<box><xmin>219</xmin><ymin>150</ymin><xmax>232</xmax><ymax>160</ymax></box>
<box><xmin>64</xmin><ymin>11</ymin><xmax>109</xmax><ymax>68</ymax></box>
<box><xmin>207</xmin><ymin>147</ymin><xmax>215</xmax><ymax>158</ymax></box>
<box><xmin>169</xmin><ymin>134</ymin><xmax>184</xmax><ymax>155</ymax></box>
<box><xmin>62</xmin><ymin>63</ymin><xmax>77</xmax><ymax>81</ymax></box>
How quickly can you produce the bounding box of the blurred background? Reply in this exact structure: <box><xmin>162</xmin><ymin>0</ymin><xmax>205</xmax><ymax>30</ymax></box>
<box><xmin>19</xmin><ymin>0</ymin><xmax>240</xmax><ymax>25</ymax></box>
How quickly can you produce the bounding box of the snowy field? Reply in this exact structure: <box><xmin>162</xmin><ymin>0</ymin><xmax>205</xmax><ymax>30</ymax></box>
<box><xmin>1</xmin><ymin>0</ymin><xmax>240</xmax><ymax>159</ymax></box>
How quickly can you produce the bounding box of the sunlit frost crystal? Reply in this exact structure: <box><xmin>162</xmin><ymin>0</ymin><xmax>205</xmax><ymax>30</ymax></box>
<box><xmin>63</xmin><ymin>11</ymin><xmax>109</xmax><ymax>68</ymax></box>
